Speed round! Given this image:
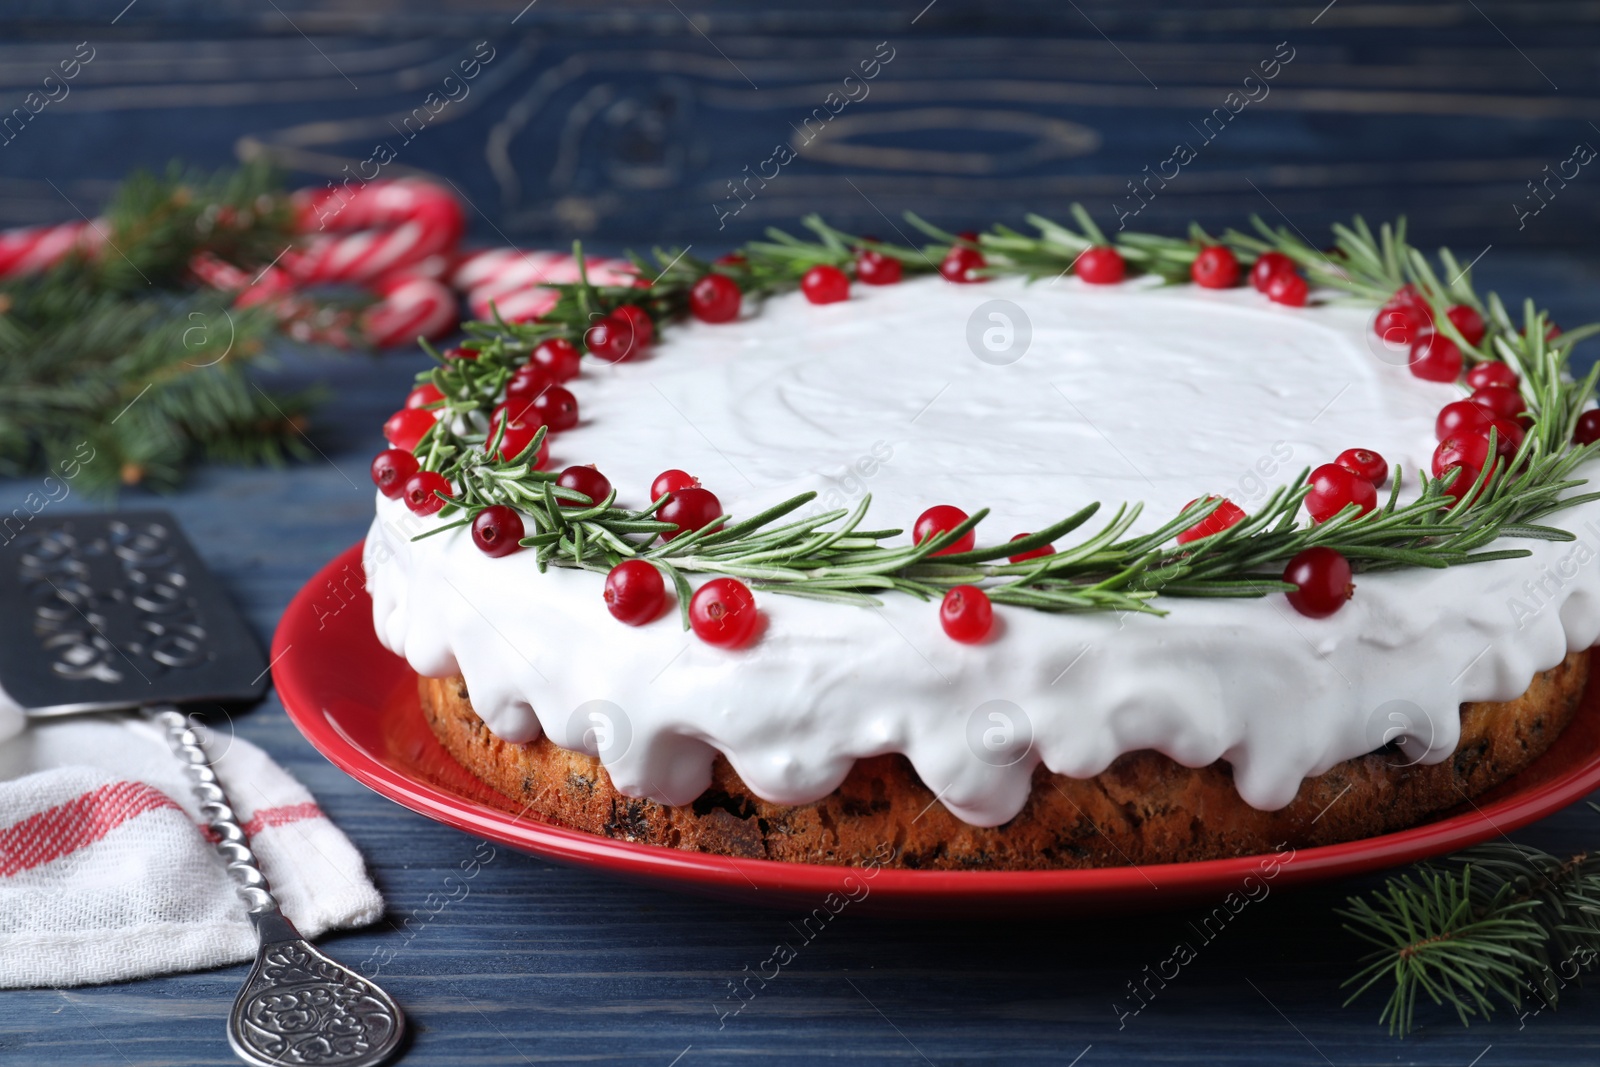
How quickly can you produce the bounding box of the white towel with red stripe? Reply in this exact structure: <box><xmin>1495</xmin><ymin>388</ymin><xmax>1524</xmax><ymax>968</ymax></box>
<box><xmin>0</xmin><ymin>711</ymin><xmax>384</xmax><ymax>988</ymax></box>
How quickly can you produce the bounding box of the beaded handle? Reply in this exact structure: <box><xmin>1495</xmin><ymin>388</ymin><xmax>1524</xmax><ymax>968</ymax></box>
<box><xmin>146</xmin><ymin>705</ymin><xmax>277</xmax><ymax>913</ymax></box>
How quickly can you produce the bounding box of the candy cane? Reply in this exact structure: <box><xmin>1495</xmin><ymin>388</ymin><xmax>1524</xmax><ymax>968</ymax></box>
<box><xmin>361</xmin><ymin>276</ymin><xmax>458</xmax><ymax>349</ymax></box>
<box><xmin>187</xmin><ymin>181</ymin><xmax>464</xmax><ymax>347</ymax></box>
<box><xmin>0</xmin><ymin>219</ymin><xmax>105</xmax><ymax>279</ymax></box>
<box><xmin>3</xmin><ymin>179</ymin><xmax>673</xmax><ymax>350</ymax></box>
<box><xmin>451</xmin><ymin>248</ymin><xmax>639</xmax><ymax>323</ymax></box>
<box><xmin>285</xmin><ymin>179</ymin><xmax>465</xmax><ymax>287</ymax></box>
<box><xmin>190</xmin><ymin>251</ymin><xmax>362</xmax><ymax>346</ymax></box>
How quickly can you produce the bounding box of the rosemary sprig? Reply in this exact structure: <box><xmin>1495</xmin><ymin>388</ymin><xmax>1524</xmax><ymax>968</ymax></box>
<box><xmin>407</xmin><ymin>209</ymin><xmax>1600</xmax><ymax>628</ymax></box>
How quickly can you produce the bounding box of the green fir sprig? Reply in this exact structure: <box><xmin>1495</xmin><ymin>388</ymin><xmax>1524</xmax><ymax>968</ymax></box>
<box><xmin>1341</xmin><ymin>824</ymin><xmax>1600</xmax><ymax>1036</ymax></box>
<box><xmin>0</xmin><ymin>161</ymin><xmax>321</xmax><ymax>491</ymax></box>
<box><xmin>407</xmin><ymin>208</ymin><xmax>1600</xmax><ymax>625</ymax></box>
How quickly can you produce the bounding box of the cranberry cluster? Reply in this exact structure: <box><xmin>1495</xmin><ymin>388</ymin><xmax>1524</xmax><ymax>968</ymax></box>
<box><xmin>696</xmin><ymin>241</ymin><xmax>905</xmax><ymax>317</ymax></box>
<box><xmin>1376</xmin><ymin>285</ymin><xmax>1486</xmax><ymax>382</ymax></box>
<box><xmin>375</xmin><ymin>330</ymin><xmax>608</xmax><ymax>517</ymax></box>
<box><xmin>598</xmin><ymin>469</ymin><xmax>757</xmax><ymax>647</ymax></box>
<box><xmin>941</xmin><ymin>236</ymin><xmax>1313</xmax><ymax>308</ymax></box>
<box><xmin>909</xmin><ymin>504</ymin><xmax>989</xmax><ymax>642</ymax></box>
<box><xmin>1373</xmin><ymin>284</ymin><xmax>1572</xmax><ymax>507</ymax></box>
<box><xmin>1170</xmin><ymin>446</ymin><xmax>1382</xmax><ymax>620</ymax></box>
<box><xmin>903</xmin><ymin>505</ymin><xmax>1065</xmax><ymax>643</ymax></box>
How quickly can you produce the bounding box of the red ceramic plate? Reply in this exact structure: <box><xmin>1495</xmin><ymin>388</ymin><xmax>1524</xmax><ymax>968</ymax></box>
<box><xmin>275</xmin><ymin>543</ymin><xmax>1600</xmax><ymax>916</ymax></box>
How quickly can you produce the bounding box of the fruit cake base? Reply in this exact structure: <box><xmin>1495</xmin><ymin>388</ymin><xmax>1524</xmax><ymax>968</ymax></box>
<box><xmin>418</xmin><ymin>651</ymin><xmax>1587</xmax><ymax>870</ymax></box>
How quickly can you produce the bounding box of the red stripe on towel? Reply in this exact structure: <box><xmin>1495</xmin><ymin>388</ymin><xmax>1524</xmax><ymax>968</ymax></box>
<box><xmin>243</xmin><ymin>802</ymin><xmax>323</xmax><ymax>836</ymax></box>
<box><xmin>0</xmin><ymin>781</ymin><xmax>181</xmax><ymax>877</ymax></box>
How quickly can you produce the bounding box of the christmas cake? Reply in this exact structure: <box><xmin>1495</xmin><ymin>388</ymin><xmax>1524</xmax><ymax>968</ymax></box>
<box><xmin>364</xmin><ymin>215</ymin><xmax>1600</xmax><ymax>869</ymax></box>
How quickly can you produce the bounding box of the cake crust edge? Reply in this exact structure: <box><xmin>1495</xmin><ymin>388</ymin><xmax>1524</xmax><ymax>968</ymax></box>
<box><xmin>418</xmin><ymin>651</ymin><xmax>1588</xmax><ymax>870</ymax></box>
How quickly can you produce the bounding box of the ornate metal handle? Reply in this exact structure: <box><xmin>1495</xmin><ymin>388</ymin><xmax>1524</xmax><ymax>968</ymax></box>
<box><xmin>146</xmin><ymin>705</ymin><xmax>405</xmax><ymax>1067</ymax></box>
<box><xmin>147</xmin><ymin>706</ymin><xmax>277</xmax><ymax>913</ymax></box>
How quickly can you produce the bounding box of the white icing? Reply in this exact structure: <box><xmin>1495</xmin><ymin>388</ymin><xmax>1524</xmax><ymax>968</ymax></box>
<box><xmin>365</xmin><ymin>275</ymin><xmax>1600</xmax><ymax>826</ymax></box>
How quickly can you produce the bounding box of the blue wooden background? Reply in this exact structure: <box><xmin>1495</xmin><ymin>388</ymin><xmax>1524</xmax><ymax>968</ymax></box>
<box><xmin>3</xmin><ymin>2</ymin><xmax>1600</xmax><ymax>1064</ymax></box>
<box><xmin>1</xmin><ymin>1</ymin><xmax>1599</xmax><ymax>251</ymax></box>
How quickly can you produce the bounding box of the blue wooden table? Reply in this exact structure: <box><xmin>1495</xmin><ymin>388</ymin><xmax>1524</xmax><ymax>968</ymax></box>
<box><xmin>5</xmin><ymin>0</ymin><xmax>1600</xmax><ymax>1058</ymax></box>
<box><xmin>0</xmin><ymin>254</ymin><xmax>1598</xmax><ymax>1066</ymax></box>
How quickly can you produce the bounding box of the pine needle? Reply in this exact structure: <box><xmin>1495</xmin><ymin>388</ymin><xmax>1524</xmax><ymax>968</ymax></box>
<box><xmin>1342</xmin><ymin>824</ymin><xmax>1600</xmax><ymax>1035</ymax></box>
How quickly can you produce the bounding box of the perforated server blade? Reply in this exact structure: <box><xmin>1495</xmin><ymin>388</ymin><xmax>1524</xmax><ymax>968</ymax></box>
<box><xmin>0</xmin><ymin>510</ymin><xmax>268</xmax><ymax>714</ymax></box>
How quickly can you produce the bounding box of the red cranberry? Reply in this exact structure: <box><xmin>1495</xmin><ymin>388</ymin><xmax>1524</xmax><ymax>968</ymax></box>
<box><xmin>488</xmin><ymin>405</ymin><xmax>548</xmax><ymax>465</ymax></box>
<box><xmin>508</xmin><ymin>361</ymin><xmax>550</xmax><ymax>396</ymax></box>
<box><xmin>442</xmin><ymin>346</ymin><xmax>479</xmax><ymax>361</ymax></box>
<box><xmin>383</xmin><ymin>407</ymin><xmax>436</xmax><ymax>451</ymax></box>
<box><xmin>940</xmin><ymin>245</ymin><xmax>986</xmax><ymax>284</ymax></box>
<box><xmin>530</xmin><ymin>385</ymin><xmax>579</xmax><ymax>432</ymax></box>
<box><xmin>1446</xmin><ymin>305</ymin><xmax>1486</xmax><ymax>347</ymax></box>
<box><xmin>1265</xmin><ymin>271</ymin><xmax>1309</xmax><ymax>307</ymax></box>
<box><xmin>1190</xmin><ymin>246</ymin><xmax>1240</xmax><ymax>289</ymax></box>
<box><xmin>1305</xmin><ymin>463</ymin><xmax>1377</xmax><ymax>523</ymax></box>
<box><xmin>856</xmin><ymin>249</ymin><xmax>903</xmax><ymax>285</ymax></box>
<box><xmin>402</xmin><ymin>470</ymin><xmax>452</xmax><ymax>515</ymax></box>
<box><xmin>585</xmin><ymin>314</ymin><xmax>640</xmax><ymax>364</ymax></box>
<box><xmin>1007</xmin><ymin>534</ymin><xmax>1056</xmax><ymax>564</ymax></box>
<box><xmin>1076</xmin><ymin>247</ymin><xmax>1126</xmax><ymax>285</ymax></box>
<box><xmin>1440</xmin><ymin>464</ymin><xmax>1485</xmax><ymax>506</ymax></box>
<box><xmin>1283</xmin><ymin>547</ymin><xmax>1354</xmax><ymax>618</ymax></box>
<box><xmin>1469</xmin><ymin>385</ymin><xmax>1525</xmax><ymax>421</ymax></box>
<box><xmin>801</xmin><ymin>264</ymin><xmax>850</xmax><ymax>304</ymax></box>
<box><xmin>659</xmin><ymin>486</ymin><xmax>723</xmax><ymax>540</ymax></box>
<box><xmin>406</xmin><ymin>382</ymin><xmax>444</xmax><ymax>409</ymax></box>
<box><xmin>1409</xmin><ymin>334</ymin><xmax>1462</xmax><ymax>382</ymax></box>
<box><xmin>714</xmin><ymin>252</ymin><xmax>746</xmax><ymax>266</ymax></box>
<box><xmin>690</xmin><ymin>577</ymin><xmax>759</xmax><ymax>647</ymax></box>
<box><xmin>604</xmin><ymin>559</ymin><xmax>666</xmax><ymax>626</ymax></box>
<box><xmin>611</xmin><ymin>304</ymin><xmax>655</xmax><ymax>349</ymax></box>
<box><xmin>1576</xmin><ymin>410</ymin><xmax>1600</xmax><ymax>446</ymax></box>
<box><xmin>370</xmin><ymin>449</ymin><xmax>418</xmax><ymax>499</ymax></box>
<box><xmin>1373</xmin><ymin>305</ymin><xmax>1431</xmax><ymax>349</ymax></box>
<box><xmin>1485</xmin><ymin>418</ymin><xmax>1525</xmax><ymax>461</ymax></box>
<box><xmin>1384</xmin><ymin>283</ymin><xmax>1427</xmax><ymax>312</ymax></box>
<box><xmin>1249</xmin><ymin>251</ymin><xmax>1295</xmax><ymax>292</ymax></box>
<box><xmin>1436</xmin><ymin>400</ymin><xmax>1491</xmax><ymax>442</ymax></box>
<box><xmin>1175</xmin><ymin>497</ymin><xmax>1246</xmax><ymax>544</ymax></box>
<box><xmin>1433</xmin><ymin>433</ymin><xmax>1492</xmax><ymax>479</ymax></box>
<box><xmin>496</xmin><ymin>382</ymin><xmax>547</xmax><ymax>423</ymax></box>
<box><xmin>1334</xmin><ymin>448</ymin><xmax>1388</xmax><ymax>486</ymax></box>
<box><xmin>913</xmin><ymin>505</ymin><xmax>975</xmax><ymax>556</ymax></box>
<box><xmin>557</xmin><ymin>464</ymin><xmax>612</xmax><ymax>506</ymax></box>
<box><xmin>471</xmin><ymin>505</ymin><xmax>525</xmax><ymax>557</ymax></box>
<box><xmin>531</xmin><ymin>337</ymin><xmax>582</xmax><ymax>381</ymax></box>
<box><xmin>1465</xmin><ymin>362</ymin><xmax>1518</xmax><ymax>391</ymax></box>
<box><xmin>651</xmin><ymin>469</ymin><xmax>700</xmax><ymax>499</ymax></box>
<box><xmin>940</xmin><ymin>585</ymin><xmax>994</xmax><ymax>643</ymax></box>
<box><xmin>690</xmin><ymin>273</ymin><xmax>742</xmax><ymax>323</ymax></box>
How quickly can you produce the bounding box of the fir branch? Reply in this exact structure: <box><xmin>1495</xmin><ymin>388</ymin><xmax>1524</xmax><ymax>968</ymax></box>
<box><xmin>96</xmin><ymin>159</ymin><xmax>296</xmax><ymax>292</ymax></box>
<box><xmin>0</xmin><ymin>160</ymin><xmax>319</xmax><ymax>492</ymax></box>
<box><xmin>1342</xmin><ymin>830</ymin><xmax>1600</xmax><ymax>1035</ymax></box>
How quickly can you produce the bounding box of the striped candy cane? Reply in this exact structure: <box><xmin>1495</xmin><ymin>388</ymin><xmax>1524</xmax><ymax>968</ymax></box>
<box><xmin>285</xmin><ymin>180</ymin><xmax>465</xmax><ymax>288</ymax></box>
<box><xmin>0</xmin><ymin>219</ymin><xmax>105</xmax><ymax>279</ymax></box>
<box><xmin>452</xmin><ymin>248</ymin><xmax>640</xmax><ymax>323</ymax></box>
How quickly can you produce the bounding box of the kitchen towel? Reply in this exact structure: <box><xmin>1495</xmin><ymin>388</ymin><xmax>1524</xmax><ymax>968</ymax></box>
<box><xmin>0</xmin><ymin>710</ymin><xmax>383</xmax><ymax>988</ymax></box>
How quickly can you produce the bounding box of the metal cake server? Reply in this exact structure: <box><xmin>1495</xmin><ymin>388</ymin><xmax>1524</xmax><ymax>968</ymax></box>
<box><xmin>2</xmin><ymin>511</ymin><xmax>405</xmax><ymax>1067</ymax></box>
